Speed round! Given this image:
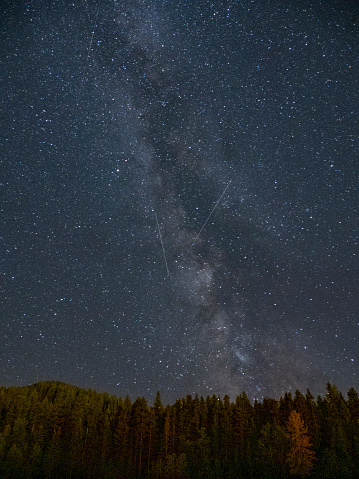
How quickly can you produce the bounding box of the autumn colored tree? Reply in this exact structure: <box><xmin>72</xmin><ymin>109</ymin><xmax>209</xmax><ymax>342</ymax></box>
<box><xmin>286</xmin><ymin>410</ymin><xmax>316</xmax><ymax>476</ymax></box>
<box><xmin>0</xmin><ymin>381</ymin><xmax>358</xmax><ymax>479</ymax></box>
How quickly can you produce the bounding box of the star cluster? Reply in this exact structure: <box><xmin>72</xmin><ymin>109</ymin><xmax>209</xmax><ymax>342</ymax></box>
<box><xmin>1</xmin><ymin>0</ymin><xmax>358</xmax><ymax>403</ymax></box>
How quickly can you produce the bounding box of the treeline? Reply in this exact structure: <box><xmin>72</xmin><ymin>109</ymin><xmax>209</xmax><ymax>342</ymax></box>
<box><xmin>0</xmin><ymin>381</ymin><xmax>358</xmax><ymax>478</ymax></box>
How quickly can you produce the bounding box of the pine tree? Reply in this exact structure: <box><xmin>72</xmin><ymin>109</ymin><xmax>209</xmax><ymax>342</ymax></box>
<box><xmin>258</xmin><ymin>422</ymin><xmax>287</xmax><ymax>478</ymax></box>
<box><xmin>115</xmin><ymin>395</ymin><xmax>132</xmax><ymax>477</ymax></box>
<box><xmin>286</xmin><ymin>410</ymin><xmax>316</xmax><ymax>476</ymax></box>
<box><xmin>347</xmin><ymin>387</ymin><xmax>359</xmax><ymax>421</ymax></box>
<box><xmin>232</xmin><ymin>392</ymin><xmax>253</xmax><ymax>475</ymax></box>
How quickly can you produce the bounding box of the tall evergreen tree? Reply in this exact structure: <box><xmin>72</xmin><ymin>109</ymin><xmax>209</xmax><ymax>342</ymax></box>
<box><xmin>286</xmin><ymin>410</ymin><xmax>316</xmax><ymax>476</ymax></box>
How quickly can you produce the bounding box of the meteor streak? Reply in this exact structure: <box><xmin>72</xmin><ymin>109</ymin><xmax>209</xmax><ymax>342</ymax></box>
<box><xmin>86</xmin><ymin>7</ymin><xmax>99</xmax><ymax>61</ymax></box>
<box><xmin>190</xmin><ymin>180</ymin><xmax>232</xmax><ymax>250</ymax></box>
<box><xmin>155</xmin><ymin>212</ymin><xmax>170</xmax><ymax>276</ymax></box>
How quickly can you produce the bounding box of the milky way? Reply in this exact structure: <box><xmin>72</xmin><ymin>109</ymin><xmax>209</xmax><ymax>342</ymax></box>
<box><xmin>2</xmin><ymin>0</ymin><xmax>358</xmax><ymax>403</ymax></box>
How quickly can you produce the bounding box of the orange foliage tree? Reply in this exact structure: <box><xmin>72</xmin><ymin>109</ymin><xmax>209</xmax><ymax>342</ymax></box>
<box><xmin>286</xmin><ymin>410</ymin><xmax>316</xmax><ymax>476</ymax></box>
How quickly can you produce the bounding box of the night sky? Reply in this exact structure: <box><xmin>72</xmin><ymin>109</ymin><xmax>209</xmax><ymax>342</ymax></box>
<box><xmin>2</xmin><ymin>0</ymin><xmax>358</xmax><ymax>404</ymax></box>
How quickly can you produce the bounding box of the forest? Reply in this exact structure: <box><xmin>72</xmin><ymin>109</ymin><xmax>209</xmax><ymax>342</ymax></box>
<box><xmin>0</xmin><ymin>381</ymin><xmax>358</xmax><ymax>478</ymax></box>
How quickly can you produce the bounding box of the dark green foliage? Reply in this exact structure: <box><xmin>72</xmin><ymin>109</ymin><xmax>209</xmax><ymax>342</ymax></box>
<box><xmin>0</xmin><ymin>381</ymin><xmax>358</xmax><ymax>478</ymax></box>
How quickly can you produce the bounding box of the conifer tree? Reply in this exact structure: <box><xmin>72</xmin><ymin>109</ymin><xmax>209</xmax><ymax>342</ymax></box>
<box><xmin>286</xmin><ymin>410</ymin><xmax>316</xmax><ymax>476</ymax></box>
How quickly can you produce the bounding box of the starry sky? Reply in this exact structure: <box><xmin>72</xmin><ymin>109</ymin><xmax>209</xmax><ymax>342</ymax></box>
<box><xmin>1</xmin><ymin>0</ymin><xmax>358</xmax><ymax>404</ymax></box>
